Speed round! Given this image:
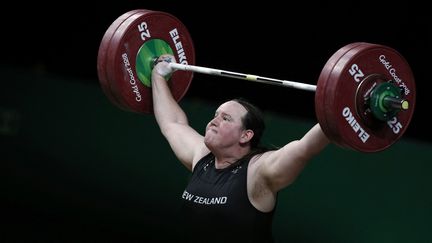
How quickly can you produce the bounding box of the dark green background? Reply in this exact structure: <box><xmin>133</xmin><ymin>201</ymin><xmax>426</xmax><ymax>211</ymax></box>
<box><xmin>1</xmin><ymin>67</ymin><xmax>431</xmax><ymax>242</ymax></box>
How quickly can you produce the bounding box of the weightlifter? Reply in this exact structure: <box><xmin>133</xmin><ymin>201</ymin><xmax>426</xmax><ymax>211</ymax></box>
<box><xmin>151</xmin><ymin>54</ymin><xmax>330</xmax><ymax>242</ymax></box>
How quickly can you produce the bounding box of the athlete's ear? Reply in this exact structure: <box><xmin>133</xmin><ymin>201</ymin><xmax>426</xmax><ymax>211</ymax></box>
<box><xmin>240</xmin><ymin>129</ymin><xmax>254</xmax><ymax>144</ymax></box>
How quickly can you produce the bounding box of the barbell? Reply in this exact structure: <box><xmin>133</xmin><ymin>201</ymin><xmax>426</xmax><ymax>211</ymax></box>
<box><xmin>96</xmin><ymin>9</ymin><xmax>416</xmax><ymax>153</ymax></box>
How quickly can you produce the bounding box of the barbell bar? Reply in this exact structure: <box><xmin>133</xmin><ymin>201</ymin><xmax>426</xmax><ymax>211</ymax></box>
<box><xmin>167</xmin><ymin>62</ymin><xmax>409</xmax><ymax>112</ymax></box>
<box><xmin>96</xmin><ymin>9</ymin><xmax>416</xmax><ymax>153</ymax></box>
<box><xmin>168</xmin><ymin>62</ymin><xmax>317</xmax><ymax>92</ymax></box>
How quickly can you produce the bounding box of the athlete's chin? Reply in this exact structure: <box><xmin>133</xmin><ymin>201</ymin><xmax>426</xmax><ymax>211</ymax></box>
<box><xmin>204</xmin><ymin>136</ymin><xmax>210</xmax><ymax>145</ymax></box>
<box><xmin>204</xmin><ymin>136</ymin><xmax>215</xmax><ymax>149</ymax></box>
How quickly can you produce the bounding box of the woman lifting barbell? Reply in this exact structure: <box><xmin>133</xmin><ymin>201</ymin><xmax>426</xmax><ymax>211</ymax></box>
<box><xmin>151</xmin><ymin>54</ymin><xmax>329</xmax><ymax>242</ymax></box>
<box><xmin>97</xmin><ymin>9</ymin><xmax>416</xmax><ymax>242</ymax></box>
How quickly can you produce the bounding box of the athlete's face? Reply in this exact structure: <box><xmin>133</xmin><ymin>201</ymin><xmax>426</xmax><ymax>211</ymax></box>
<box><xmin>204</xmin><ymin>101</ymin><xmax>248</xmax><ymax>150</ymax></box>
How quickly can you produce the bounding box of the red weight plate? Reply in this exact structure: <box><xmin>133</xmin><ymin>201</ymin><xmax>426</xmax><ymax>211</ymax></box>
<box><xmin>103</xmin><ymin>9</ymin><xmax>195</xmax><ymax>113</ymax></box>
<box><xmin>315</xmin><ymin>42</ymin><xmax>365</xmax><ymax>145</ymax></box>
<box><xmin>321</xmin><ymin>43</ymin><xmax>415</xmax><ymax>152</ymax></box>
<box><xmin>322</xmin><ymin>43</ymin><xmax>376</xmax><ymax>148</ymax></box>
<box><xmin>97</xmin><ymin>10</ymin><xmax>141</xmax><ymax>111</ymax></box>
<box><xmin>105</xmin><ymin>10</ymin><xmax>153</xmax><ymax>112</ymax></box>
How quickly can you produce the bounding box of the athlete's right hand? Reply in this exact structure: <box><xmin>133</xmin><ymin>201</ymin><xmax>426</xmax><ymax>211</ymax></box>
<box><xmin>153</xmin><ymin>54</ymin><xmax>177</xmax><ymax>79</ymax></box>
